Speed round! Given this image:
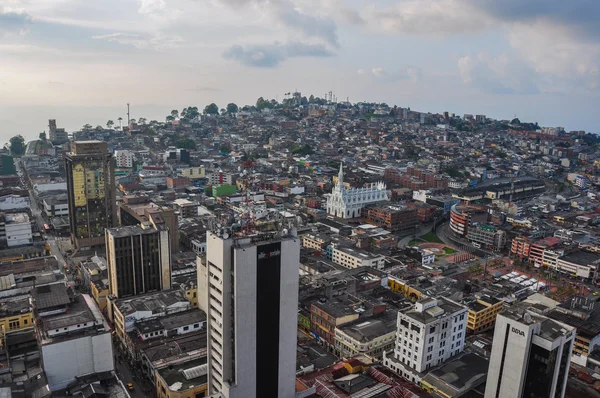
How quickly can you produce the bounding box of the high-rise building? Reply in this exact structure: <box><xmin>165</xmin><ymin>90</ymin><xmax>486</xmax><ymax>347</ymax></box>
<box><xmin>383</xmin><ymin>297</ymin><xmax>468</xmax><ymax>384</ymax></box>
<box><xmin>484</xmin><ymin>304</ymin><xmax>575</xmax><ymax>398</ymax></box>
<box><xmin>198</xmin><ymin>228</ymin><xmax>300</xmax><ymax>398</ymax></box>
<box><xmin>105</xmin><ymin>224</ymin><xmax>171</xmax><ymax>298</ymax></box>
<box><xmin>65</xmin><ymin>140</ymin><xmax>117</xmax><ymax>248</ymax></box>
<box><xmin>48</xmin><ymin>119</ymin><xmax>68</xmax><ymax>142</ymax></box>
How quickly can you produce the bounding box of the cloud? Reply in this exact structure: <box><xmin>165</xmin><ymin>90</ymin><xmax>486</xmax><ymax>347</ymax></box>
<box><xmin>213</xmin><ymin>0</ymin><xmax>340</xmax><ymax>48</ymax></box>
<box><xmin>223</xmin><ymin>41</ymin><xmax>334</xmax><ymax>67</ymax></box>
<box><xmin>275</xmin><ymin>3</ymin><xmax>339</xmax><ymax>48</ymax></box>
<box><xmin>360</xmin><ymin>66</ymin><xmax>422</xmax><ymax>82</ymax></box>
<box><xmin>458</xmin><ymin>53</ymin><xmax>539</xmax><ymax>95</ymax></box>
<box><xmin>138</xmin><ymin>0</ymin><xmax>181</xmax><ymax>22</ymax></box>
<box><xmin>92</xmin><ymin>32</ymin><xmax>184</xmax><ymax>51</ymax></box>
<box><xmin>363</xmin><ymin>0</ymin><xmax>488</xmax><ymax>36</ymax></box>
<box><xmin>186</xmin><ymin>86</ymin><xmax>222</xmax><ymax>92</ymax></box>
<box><xmin>0</xmin><ymin>7</ymin><xmax>32</xmax><ymax>37</ymax></box>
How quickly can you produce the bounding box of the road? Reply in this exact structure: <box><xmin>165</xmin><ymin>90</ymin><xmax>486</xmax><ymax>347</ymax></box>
<box><xmin>435</xmin><ymin>221</ymin><xmax>496</xmax><ymax>258</ymax></box>
<box><xmin>397</xmin><ymin>222</ymin><xmax>434</xmax><ymax>248</ymax></box>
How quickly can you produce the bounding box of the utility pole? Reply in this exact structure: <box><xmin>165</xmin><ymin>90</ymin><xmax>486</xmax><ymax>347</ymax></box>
<box><xmin>127</xmin><ymin>103</ymin><xmax>130</xmax><ymax>127</ymax></box>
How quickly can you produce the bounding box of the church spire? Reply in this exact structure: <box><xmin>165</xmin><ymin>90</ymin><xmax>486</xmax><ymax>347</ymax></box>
<box><xmin>338</xmin><ymin>162</ymin><xmax>344</xmax><ymax>188</ymax></box>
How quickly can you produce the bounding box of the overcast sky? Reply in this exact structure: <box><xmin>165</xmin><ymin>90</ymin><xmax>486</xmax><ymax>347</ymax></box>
<box><xmin>0</xmin><ymin>0</ymin><xmax>599</xmax><ymax>141</ymax></box>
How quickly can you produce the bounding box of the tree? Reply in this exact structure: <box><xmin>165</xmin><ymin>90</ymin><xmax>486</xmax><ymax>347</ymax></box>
<box><xmin>510</xmin><ymin>118</ymin><xmax>521</xmax><ymax>125</ymax></box>
<box><xmin>204</xmin><ymin>186</ymin><xmax>213</xmax><ymax>197</ymax></box>
<box><xmin>256</xmin><ymin>97</ymin><xmax>269</xmax><ymax>110</ymax></box>
<box><xmin>308</xmin><ymin>94</ymin><xmax>315</xmax><ymax>104</ymax></box>
<box><xmin>170</xmin><ymin>109</ymin><xmax>179</xmax><ymax>119</ymax></box>
<box><xmin>176</xmin><ymin>138</ymin><xmax>196</xmax><ymax>150</ymax></box>
<box><xmin>9</xmin><ymin>135</ymin><xmax>25</xmax><ymax>156</ymax></box>
<box><xmin>166</xmin><ymin>115</ymin><xmax>175</xmax><ymax>122</ymax></box>
<box><xmin>95</xmin><ymin>125</ymin><xmax>103</xmax><ymax>131</ymax></box>
<box><xmin>117</xmin><ymin>117</ymin><xmax>123</xmax><ymax>128</ymax></box>
<box><xmin>220</xmin><ymin>108</ymin><xmax>227</xmax><ymax>115</ymax></box>
<box><xmin>106</xmin><ymin>120</ymin><xmax>114</xmax><ymax>129</ymax></box>
<box><xmin>138</xmin><ymin>117</ymin><xmax>147</xmax><ymax>125</ymax></box>
<box><xmin>226</xmin><ymin>103</ymin><xmax>239</xmax><ymax>114</ymax></box>
<box><xmin>129</xmin><ymin>119</ymin><xmax>136</xmax><ymax>125</ymax></box>
<box><xmin>39</xmin><ymin>132</ymin><xmax>46</xmax><ymax>141</ymax></box>
<box><xmin>204</xmin><ymin>103</ymin><xmax>219</xmax><ymax>115</ymax></box>
<box><xmin>83</xmin><ymin>124</ymin><xmax>92</xmax><ymax>131</ymax></box>
<box><xmin>182</xmin><ymin>106</ymin><xmax>200</xmax><ymax>120</ymax></box>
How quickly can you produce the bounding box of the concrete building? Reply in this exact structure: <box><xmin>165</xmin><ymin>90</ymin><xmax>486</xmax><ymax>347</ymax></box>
<box><xmin>33</xmin><ymin>284</ymin><xmax>114</xmax><ymax>391</ymax></box>
<box><xmin>118</xmin><ymin>195</ymin><xmax>179</xmax><ymax>253</ymax></box>
<box><xmin>198</xmin><ymin>228</ymin><xmax>300</xmax><ymax>398</ymax></box>
<box><xmin>331</xmin><ymin>246</ymin><xmax>386</xmax><ymax>270</ymax></box>
<box><xmin>334</xmin><ymin>313</ymin><xmax>398</xmax><ymax>359</ymax></box>
<box><xmin>105</xmin><ymin>224</ymin><xmax>171</xmax><ymax>298</ymax></box>
<box><xmin>65</xmin><ymin>141</ymin><xmax>117</xmax><ymax>248</ymax></box>
<box><xmin>384</xmin><ymin>297</ymin><xmax>468</xmax><ymax>384</ymax></box>
<box><xmin>484</xmin><ymin>304</ymin><xmax>574</xmax><ymax>398</ymax></box>
<box><xmin>366</xmin><ymin>205</ymin><xmax>418</xmax><ymax>233</ymax></box>
<box><xmin>42</xmin><ymin>196</ymin><xmax>69</xmax><ymax>217</ymax></box>
<box><xmin>467</xmin><ymin>295</ymin><xmax>504</xmax><ymax>334</ymax></box>
<box><xmin>114</xmin><ymin>150</ymin><xmax>134</xmax><ymax>168</ymax></box>
<box><xmin>327</xmin><ymin>164</ymin><xmax>388</xmax><ymax>219</ymax></box>
<box><xmin>3</xmin><ymin>212</ymin><xmax>32</xmax><ymax>247</ymax></box>
<box><xmin>467</xmin><ymin>224</ymin><xmax>507</xmax><ymax>251</ymax></box>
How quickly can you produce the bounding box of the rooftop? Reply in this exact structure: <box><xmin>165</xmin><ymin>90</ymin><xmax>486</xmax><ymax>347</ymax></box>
<box><xmin>106</xmin><ymin>224</ymin><xmax>159</xmax><ymax>238</ymax></box>
<box><xmin>114</xmin><ymin>290</ymin><xmax>189</xmax><ymax>316</ymax></box>
<box><xmin>157</xmin><ymin>357</ymin><xmax>207</xmax><ymax>393</ymax></box>
<box><xmin>421</xmin><ymin>352</ymin><xmax>489</xmax><ymax>397</ymax></box>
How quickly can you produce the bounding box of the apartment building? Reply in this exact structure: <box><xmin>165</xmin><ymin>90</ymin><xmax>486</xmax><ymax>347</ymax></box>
<box><xmin>467</xmin><ymin>295</ymin><xmax>504</xmax><ymax>334</ymax></box>
<box><xmin>331</xmin><ymin>246</ymin><xmax>386</xmax><ymax>270</ymax></box>
<box><xmin>384</xmin><ymin>297</ymin><xmax>468</xmax><ymax>383</ymax></box>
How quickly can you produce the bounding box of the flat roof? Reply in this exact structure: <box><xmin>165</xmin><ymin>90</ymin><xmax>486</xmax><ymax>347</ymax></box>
<box><xmin>106</xmin><ymin>224</ymin><xmax>158</xmax><ymax>238</ymax></box>
<box><xmin>32</xmin><ymin>283</ymin><xmax>71</xmax><ymax>310</ymax></box>
<box><xmin>157</xmin><ymin>357</ymin><xmax>207</xmax><ymax>393</ymax></box>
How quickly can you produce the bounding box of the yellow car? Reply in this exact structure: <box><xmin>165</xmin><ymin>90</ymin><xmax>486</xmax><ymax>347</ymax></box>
<box><xmin>593</xmin><ymin>292</ymin><xmax>599</xmax><ymax>296</ymax></box>
<box><xmin>127</xmin><ymin>382</ymin><xmax>134</xmax><ymax>391</ymax></box>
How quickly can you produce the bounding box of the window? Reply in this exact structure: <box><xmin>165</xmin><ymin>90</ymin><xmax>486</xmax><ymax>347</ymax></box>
<box><xmin>183</xmin><ymin>326</ymin><xmax>189</xmax><ymax>331</ymax></box>
<box><xmin>430</xmin><ymin>326</ymin><xmax>436</xmax><ymax>333</ymax></box>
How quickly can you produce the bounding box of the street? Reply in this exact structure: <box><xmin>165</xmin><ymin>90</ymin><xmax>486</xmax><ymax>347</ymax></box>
<box><xmin>397</xmin><ymin>222</ymin><xmax>433</xmax><ymax>248</ymax></box>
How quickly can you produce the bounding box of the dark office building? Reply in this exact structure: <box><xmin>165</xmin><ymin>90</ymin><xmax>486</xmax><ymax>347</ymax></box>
<box><xmin>65</xmin><ymin>141</ymin><xmax>117</xmax><ymax>248</ymax></box>
<box><xmin>105</xmin><ymin>224</ymin><xmax>171</xmax><ymax>298</ymax></box>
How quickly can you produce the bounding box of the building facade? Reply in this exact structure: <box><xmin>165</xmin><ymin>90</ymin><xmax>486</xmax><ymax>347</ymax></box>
<box><xmin>114</xmin><ymin>150</ymin><xmax>134</xmax><ymax>168</ymax></box>
<box><xmin>327</xmin><ymin>164</ymin><xmax>388</xmax><ymax>219</ymax></box>
<box><xmin>366</xmin><ymin>205</ymin><xmax>418</xmax><ymax>233</ymax></box>
<box><xmin>467</xmin><ymin>295</ymin><xmax>504</xmax><ymax>334</ymax></box>
<box><xmin>198</xmin><ymin>230</ymin><xmax>300</xmax><ymax>398</ymax></box>
<box><xmin>3</xmin><ymin>213</ymin><xmax>32</xmax><ymax>247</ymax></box>
<box><xmin>383</xmin><ymin>297</ymin><xmax>468</xmax><ymax>384</ymax></box>
<box><xmin>484</xmin><ymin>305</ymin><xmax>574</xmax><ymax>398</ymax></box>
<box><xmin>65</xmin><ymin>141</ymin><xmax>117</xmax><ymax>248</ymax></box>
<box><xmin>105</xmin><ymin>224</ymin><xmax>171</xmax><ymax>298</ymax></box>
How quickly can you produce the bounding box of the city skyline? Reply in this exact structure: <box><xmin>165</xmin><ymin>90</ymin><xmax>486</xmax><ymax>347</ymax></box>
<box><xmin>1</xmin><ymin>0</ymin><xmax>599</xmax><ymax>139</ymax></box>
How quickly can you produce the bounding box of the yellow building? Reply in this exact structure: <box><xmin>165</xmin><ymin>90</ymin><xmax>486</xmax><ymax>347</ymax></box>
<box><xmin>387</xmin><ymin>275</ymin><xmax>422</xmax><ymax>301</ymax></box>
<box><xmin>90</xmin><ymin>279</ymin><xmax>109</xmax><ymax>312</ymax></box>
<box><xmin>155</xmin><ymin>358</ymin><xmax>208</xmax><ymax>398</ymax></box>
<box><xmin>301</xmin><ymin>234</ymin><xmax>328</xmax><ymax>250</ymax></box>
<box><xmin>180</xmin><ymin>167</ymin><xmax>205</xmax><ymax>179</ymax></box>
<box><xmin>467</xmin><ymin>295</ymin><xmax>504</xmax><ymax>333</ymax></box>
<box><xmin>0</xmin><ymin>296</ymin><xmax>34</xmax><ymax>334</ymax></box>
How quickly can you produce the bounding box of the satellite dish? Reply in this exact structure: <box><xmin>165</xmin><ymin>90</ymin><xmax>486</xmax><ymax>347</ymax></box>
<box><xmin>282</xmin><ymin>228</ymin><xmax>288</xmax><ymax>236</ymax></box>
<box><xmin>222</xmin><ymin>232</ymin><xmax>230</xmax><ymax>239</ymax></box>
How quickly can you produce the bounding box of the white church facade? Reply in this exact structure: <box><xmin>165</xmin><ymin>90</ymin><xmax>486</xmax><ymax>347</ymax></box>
<box><xmin>326</xmin><ymin>164</ymin><xmax>389</xmax><ymax>219</ymax></box>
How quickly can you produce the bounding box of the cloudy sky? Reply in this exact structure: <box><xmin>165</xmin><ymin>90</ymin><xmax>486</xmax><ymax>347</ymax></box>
<box><xmin>0</xmin><ymin>0</ymin><xmax>598</xmax><ymax>141</ymax></box>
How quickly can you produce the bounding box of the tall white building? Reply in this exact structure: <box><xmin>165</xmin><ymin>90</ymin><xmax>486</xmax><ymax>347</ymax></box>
<box><xmin>384</xmin><ymin>297</ymin><xmax>468</xmax><ymax>384</ymax></box>
<box><xmin>4</xmin><ymin>212</ymin><xmax>33</xmax><ymax>247</ymax></box>
<box><xmin>484</xmin><ymin>305</ymin><xmax>574</xmax><ymax>398</ymax></box>
<box><xmin>114</xmin><ymin>150</ymin><xmax>134</xmax><ymax>168</ymax></box>
<box><xmin>199</xmin><ymin>228</ymin><xmax>300</xmax><ymax>398</ymax></box>
<box><xmin>326</xmin><ymin>163</ymin><xmax>388</xmax><ymax>219</ymax></box>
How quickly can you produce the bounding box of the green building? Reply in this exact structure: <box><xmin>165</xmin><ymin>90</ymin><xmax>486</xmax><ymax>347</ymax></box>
<box><xmin>0</xmin><ymin>155</ymin><xmax>16</xmax><ymax>175</ymax></box>
<box><xmin>212</xmin><ymin>184</ymin><xmax>237</xmax><ymax>197</ymax></box>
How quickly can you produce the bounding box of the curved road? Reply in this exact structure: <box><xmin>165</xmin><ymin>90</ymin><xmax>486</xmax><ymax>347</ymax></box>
<box><xmin>435</xmin><ymin>221</ymin><xmax>495</xmax><ymax>258</ymax></box>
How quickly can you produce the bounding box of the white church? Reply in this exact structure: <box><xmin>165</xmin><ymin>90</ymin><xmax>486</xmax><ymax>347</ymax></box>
<box><xmin>326</xmin><ymin>163</ymin><xmax>388</xmax><ymax>219</ymax></box>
